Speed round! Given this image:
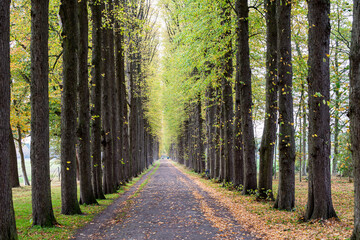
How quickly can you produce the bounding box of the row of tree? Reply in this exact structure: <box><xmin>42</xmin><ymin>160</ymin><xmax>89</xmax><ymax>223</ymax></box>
<box><xmin>0</xmin><ymin>0</ymin><xmax>160</xmax><ymax>238</ymax></box>
<box><xmin>163</xmin><ymin>0</ymin><xmax>360</xmax><ymax>238</ymax></box>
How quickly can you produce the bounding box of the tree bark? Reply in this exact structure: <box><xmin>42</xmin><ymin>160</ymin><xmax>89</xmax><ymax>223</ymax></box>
<box><xmin>30</xmin><ymin>0</ymin><xmax>57</xmax><ymax>225</ymax></box>
<box><xmin>59</xmin><ymin>0</ymin><xmax>82</xmax><ymax>215</ymax></box>
<box><xmin>90</xmin><ymin>0</ymin><xmax>105</xmax><ymax>200</ymax></box>
<box><xmin>350</xmin><ymin>0</ymin><xmax>360</xmax><ymax>238</ymax></box>
<box><xmin>236</xmin><ymin>0</ymin><xmax>257</xmax><ymax>194</ymax></box>
<box><xmin>258</xmin><ymin>0</ymin><xmax>277</xmax><ymax>200</ymax></box>
<box><xmin>17</xmin><ymin>126</ymin><xmax>30</xmax><ymax>186</ymax></box>
<box><xmin>9</xmin><ymin>128</ymin><xmax>20</xmax><ymax>188</ymax></box>
<box><xmin>101</xmin><ymin>11</ymin><xmax>115</xmax><ymax>194</ymax></box>
<box><xmin>206</xmin><ymin>86</ymin><xmax>216</xmax><ymax>178</ymax></box>
<box><xmin>305</xmin><ymin>0</ymin><xmax>337</xmax><ymax>220</ymax></box>
<box><xmin>115</xmin><ymin>0</ymin><xmax>126</xmax><ymax>184</ymax></box>
<box><xmin>220</xmin><ymin>2</ymin><xmax>234</xmax><ymax>183</ymax></box>
<box><xmin>78</xmin><ymin>0</ymin><xmax>97</xmax><ymax>205</ymax></box>
<box><xmin>333</xmin><ymin>39</ymin><xmax>340</xmax><ymax>176</ymax></box>
<box><xmin>273</xmin><ymin>0</ymin><xmax>295</xmax><ymax>210</ymax></box>
<box><xmin>0</xmin><ymin>0</ymin><xmax>18</xmax><ymax>236</ymax></box>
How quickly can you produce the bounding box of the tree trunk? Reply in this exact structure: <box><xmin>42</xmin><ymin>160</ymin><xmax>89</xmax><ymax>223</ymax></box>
<box><xmin>107</xmin><ymin>0</ymin><xmax>119</xmax><ymax>189</ymax></box>
<box><xmin>305</xmin><ymin>0</ymin><xmax>337</xmax><ymax>221</ymax></box>
<box><xmin>0</xmin><ymin>0</ymin><xmax>18</xmax><ymax>236</ymax></box>
<box><xmin>129</xmin><ymin>48</ymin><xmax>137</xmax><ymax>178</ymax></box>
<box><xmin>206</xmin><ymin>87</ymin><xmax>216</xmax><ymax>178</ymax></box>
<box><xmin>9</xmin><ymin>128</ymin><xmax>20</xmax><ymax>188</ymax></box>
<box><xmin>101</xmin><ymin>12</ymin><xmax>115</xmax><ymax>194</ymax></box>
<box><xmin>234</xmin><ymin>69</ymin><xmax>244</xmax><ymax>187</ymax></box>
<box><xmin>115</xmin><ymin>0</ymin><xmax>126</xmax><ymax>184</ymax></box>
<box><xmin>59</xmin><ymin>0</ymin><xmax>82</xmax><ymax>215</ymax></box>
<box><xmin>236</xmin><ymin>0</ymin><xmax>257</xmax><ymax>194</ymax></box>
<box><xmin>350</xmin><ymin>0</ymin><xmax>360</xmax><ymax>238</ymax></box>
<box><xmin>78</xmin><ymin>0</ymin><xmax>97</xmax><ymax>205</ymax></box>
<box><xmin>196</xmin><ymin>95</ymin><xmax>205</xmax><ymax>173</ymax></box>
<box><xmin>274</xmin><ymin>0</ymin><xmax>295</xmax><ymax>211</ymax></box>
<box><xmin>30</xmin><ymin>0</ymin><xmax>57</xmax><ymax>225</ymax></box>
<box><xmin>333</xmin><ymin>39</ymin><xmax>340</xmax><ymax>176</ymax></box>
<box><xmin>90</xmin><ymin>0</ymin><xmax>105</xmax><ymax>200</ymax></box>
<box><xmin>17</xmin><ymin>126</ymin><xmax>30</xmax><ymax>186</ymax></box>
<box><xmin>220</xmin><ymin>2</ymin><xmax>234</xmax><ymax>183</ymax></box>
<box><xmin>214</xmin><ymin>87</ymin><xmax>221</xmax><ymax>179</ymax></box>
<box><xmin>258</xmin><ymin>0</ymin><xmax>277</xmax><ymax>200</ymax></box>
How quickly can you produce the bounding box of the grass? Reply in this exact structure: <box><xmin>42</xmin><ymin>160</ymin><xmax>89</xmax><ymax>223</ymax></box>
<box><xmin>13</xmin><ymin>161</ymin><xmax>158</xmax><ymax>240</ymax></box>
<box><xmin>173</xmin><ymin>162</ymin><xmax>354</xmax><ymax>239</ymax></box>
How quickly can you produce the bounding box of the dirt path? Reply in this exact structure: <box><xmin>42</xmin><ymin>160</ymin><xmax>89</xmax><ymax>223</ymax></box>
<box><xmin>73</xmin><ymin>160</ymin><xmax>258</xmax><ymax>240</ymax></box>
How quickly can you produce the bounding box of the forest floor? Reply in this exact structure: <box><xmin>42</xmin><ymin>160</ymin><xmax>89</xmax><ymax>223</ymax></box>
<box><xmin>172</xmin><ymin>164</ymin><xmax>353</xmax><ymax>239</ymax></box>
<box><xmin>72</xmin><ymin>160</ymin><xmax>257</xmax><ymax>240</ymax></box>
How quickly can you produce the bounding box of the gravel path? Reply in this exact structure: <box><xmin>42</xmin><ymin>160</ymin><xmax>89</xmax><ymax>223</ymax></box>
<box><xmin>73</xmin><ymin>160</ymin><xmax>258</xmax><ymax>240</ymax></box>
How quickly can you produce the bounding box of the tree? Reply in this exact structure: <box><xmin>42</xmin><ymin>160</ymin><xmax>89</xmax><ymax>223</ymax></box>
<box><xmin>30</xmin><ymin>0</ymin><xmax>57</xmax><ymax>226</ymax></box>
<box><xmin>258</xmin><ymin>0</ymin><xmax>277</xmax><ymax>200</ymax></box>
<box><xmin>9</xmin><ymin>128</ymin><xmax>20</xmax><ymax>188</ymax></box>
<box><xmin>16</xmin><ymin>126</ymin><xmax>30</xmax><ymax>186</ymax></box>
<box><xmin>305</xmin><ymin>0</ymin><xmax>337</xmax><ymax>220</ymax></box>
<box><xmin>274</xmin><ymin>0</ymin><xmax>295</xmax><ymax>211</ymax></box>
<box><xmin>0</xmin><ymin>0</ymin><xmax>18</xmax><ymax>236</ymax></box>
<box><xmin>102</xmin><ymin>1</ymin><xmax>116</xmax><ymax>193</ymax></box>
<box><xmin>90</xmin><ymin>0</ymin><xmax>106</xmax><ymax>200</ymax></box>
<box><xmin>220</xmin><ymin>2</ymin><xmax>234</xmax><ymax>183</ymax></box>
<box><xmin>236</xmin><ymin>0</ymin><xmax>257</xmax><ymax>194</ymax></box>
<box><xmin>350</xmin><ymin>0</ymin><xmax>360</xmax><ymax>238</ymax></box>
<box><xmin>59</xmin><ymin>0</ymin><xmax>82</xmax><ymax>215</ymax></box>
<box><xmin>78</xmin><ymin>0</ymin><xmax>97</xmax><ymax>205</ymax></box>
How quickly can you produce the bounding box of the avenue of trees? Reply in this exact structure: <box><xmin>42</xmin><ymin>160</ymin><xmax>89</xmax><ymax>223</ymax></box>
<box><xmin>1</xmin><ymin>0</ymin><xmax>160</xmax><ymax>238</ymax></box>
<box><xmin>162</xmin><ymin>0</ymin><xmax>360</xmax><ymax>238</ymax></box>
<box><xmin>2</xmin><ymin>0</ymin><xmax>360</xmax><ymax>238</ymax></box>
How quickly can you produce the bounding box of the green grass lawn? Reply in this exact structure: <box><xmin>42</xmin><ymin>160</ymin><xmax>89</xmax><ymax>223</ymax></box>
<box><xmin>12</xmin><ymin>162</ymin><xmax>157</xmax><ymax>240</ymax></box>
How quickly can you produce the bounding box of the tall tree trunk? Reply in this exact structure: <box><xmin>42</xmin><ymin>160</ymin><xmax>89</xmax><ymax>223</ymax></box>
<box><xmin>350</xmin><ymin>0</ymin><xmax>360</xmax><ymax>238</ymax></box>
<box><xmin>305</xmin><ymin>0</ymin><xmax>337</xmax><ymax>220</ymax></box>
<box><xmin>78</xmin><ymin>0</ymin><xmax>97</xmax><ymax>205</ymax></box>
<box><xmin>30</xmin><ymin>0</ymin><xmax>57</xmax><ymax>225</ymax></box>
<box><xmin>258</xmin><ymin>0</ymin><xmax>277</xmax><ymax>200</ymax></box>
<box><xmin>333</xmin><ymin>39</ymin><xmax>340</xmax><ymax>176</ymax></box>
<box><xmin>115</xmin><ymin>0</ymin><xmax>126</xmax><ymax>184</ymax></box>
<box><xmin>274</xmin><ymin>0</ymin><xmax>295</xmax><ymax>211</ymax></box>
<box><xmin>129</xmin><ymin>49</ymin><xmax>137</xmax><ymax>177</ymax></box>
<box><xmin>10</xmin><ymin>128</ymin><xmax>20</xmax><ymax>188</ymax></box>
<box><xmin>206</xmin><ymin>87</ymin><xmax>216</xmax><ymax>178</ymax></box>
<box><xmin>220</xmin><ymin>2</ymin><xmax>234</xmax><ymax>183</ymax></box>
<box><xmin>0</xmin><ymin>0</ymin><xmax>18</xmax><ymax>236</ymax></box>
<box><xmin>214</xmin><ymin>88</ymin><xmax>221</xmax><ymax>179</ymax></box>
<box><xmin>196</xmin><ymin>95</ymin><xmax>205</xmax><ymax>173</ymax></box>
<box><xmin>90</xmin><ymin>0</ymin><xmax>105</xmax><ymax>200</ymax></box>
<box><xmin>234</xmin><ymin>69</ymin><xmax>244</xmax><ymax>187</ymax></box>
<box><xmin>102</xmin><ymin>12</ymin><xmax>115</xmax><ymax>194</ymax></box>
<box><xmin>236</xmin><ymin>0</ymin><xmax>257</xmax><ymax>194</ymax></box>
<box><xmin>59</xmin><ymin>0</ymin><xmax>82</xmax><ymax>215</ymax></box>
<box><xmin>108</xmin><ymin>0</ymin><xmax>119</xmax><ymax>189</ymax></box>
<box><xmin>17</xmin><ymin>126</ymin><xmax>30</xmax><ymax>186</ymax></box>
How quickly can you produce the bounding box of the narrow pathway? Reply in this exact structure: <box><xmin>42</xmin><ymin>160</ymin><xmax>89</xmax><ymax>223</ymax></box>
<box><xmin>73</xmin><ymin>160</ymin><xmax>257</xmax><ymax>240</ymax></box>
